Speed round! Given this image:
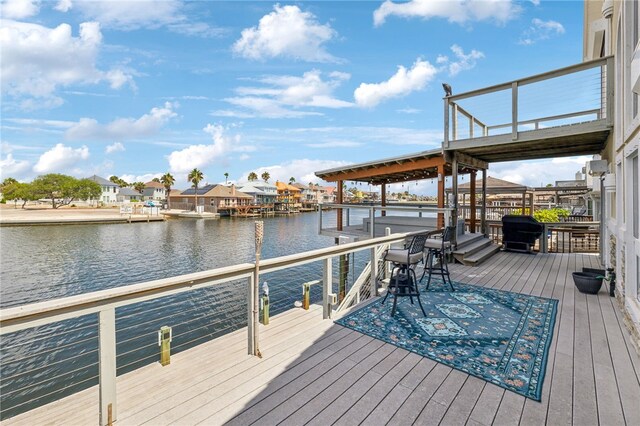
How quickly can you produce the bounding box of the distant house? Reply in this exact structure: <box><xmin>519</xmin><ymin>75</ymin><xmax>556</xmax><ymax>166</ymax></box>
<box><xmin>322</xmin><ymin>186</ymin><xmax>337</xmax><ymax>203</ymax></box>
<box><xmin>275</xmin><ymin>181</ymin><xmax>302</xmax><ymax>211</ymax></box>
<box><xmin>292</xmin><ymin>183</ymin><xmax>317</xmax><ymax>208</ymax></box>
<box><xmin>169</xmin><ymin>184</ymin><xmax>252</xmax><ymax>211</ymax></box>
<box><xmin>237</xmin><ymin>182</ymin><xmax>277</xmax><ymax>205</ymax></box>
<box><xmin>87</xmin><ymin>175</ymin><xmax>118</xmax><ymax>204</ymax></box>
<box><xmin>142</xmin><ymin>181</ymin><xmax>167</xmax><ymax>201</ymax></box>
<box><xmin>307</xmin><ymin>184</ymin><xmax>326</xmax><ymax>204</ymax></box>
<box><xmin>117</xmin><ymin>187</ymin><xmax>141</xmax><ymax>202</ymax></box>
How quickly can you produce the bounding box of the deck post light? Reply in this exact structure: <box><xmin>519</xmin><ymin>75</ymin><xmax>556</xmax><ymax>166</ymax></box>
<box><xmin>261</xmin><ymin>282</ymin><xmax>270</xmax><ymax>325</ymax></box>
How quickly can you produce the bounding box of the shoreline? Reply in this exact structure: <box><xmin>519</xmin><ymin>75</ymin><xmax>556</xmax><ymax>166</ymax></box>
<box><xmin>0</xmin><ymin>206</ymin><xmax>165</xmax><ymax>227</ymax></box>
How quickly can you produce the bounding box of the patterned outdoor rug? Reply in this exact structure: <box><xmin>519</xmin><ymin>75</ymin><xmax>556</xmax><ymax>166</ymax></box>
<box><xmin>335</xmin><ymin>279</ymin><xmax>558</xmax><ymax>401</ymax></box>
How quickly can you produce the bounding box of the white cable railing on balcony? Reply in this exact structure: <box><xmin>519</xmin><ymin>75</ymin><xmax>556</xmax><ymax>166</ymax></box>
<box><xmin>444</xmin><ymin>56</ymin><xmax>613</xmax><ymax>145</ymax></box>
<box><xmin>0</xmin><ymin>231</ymin><xmax>412</xmax><ymax>425</ymax></box>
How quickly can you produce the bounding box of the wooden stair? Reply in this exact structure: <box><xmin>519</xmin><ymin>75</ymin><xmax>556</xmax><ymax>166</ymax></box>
<box><xmin>452</xmin><ymin>233</ymin><xmax>501</xmax><ymax>266</ymax></box>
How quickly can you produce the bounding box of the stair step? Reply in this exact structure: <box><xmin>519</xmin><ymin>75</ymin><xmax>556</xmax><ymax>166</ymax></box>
<box><xmin>453</xmin><ymin>238</ymin><xmax>491</xmax><ymax>257</ymax></box>
<box><xmin>455</xmin><ymin>233</ymin><xmax>486</xmax><ymax>249</ymax></box>
<box><xmin>463</xmin><ymin>244</ymin><xmax>501</xmax><ymax>266</ymax></box>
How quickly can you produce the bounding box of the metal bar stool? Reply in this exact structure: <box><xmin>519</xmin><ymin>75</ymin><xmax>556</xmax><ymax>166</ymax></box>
<box><xmin>420</xmin><ymin>226</ymin><xmax>455</xmax><ymax>291</ymax></box>
<box><xmin>381</xmin><ymin>232</ymin><xmax>429</xmax><ymax>316</ymax></box>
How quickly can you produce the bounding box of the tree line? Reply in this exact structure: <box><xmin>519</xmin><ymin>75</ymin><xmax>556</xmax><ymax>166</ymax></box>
<box><xmin>1</xmin><ymin>174</ymin><xmax>103</xmax><ymax>209</ymax></box>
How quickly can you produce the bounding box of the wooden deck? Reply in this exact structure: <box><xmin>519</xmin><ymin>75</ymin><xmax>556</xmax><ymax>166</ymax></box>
<box><xmin>4</xmin><ymin>252</ymin><xmax>640</xmax><ymax>425</ymax></box>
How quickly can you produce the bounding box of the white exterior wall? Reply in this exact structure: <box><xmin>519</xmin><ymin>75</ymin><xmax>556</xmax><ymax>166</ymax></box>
<box><xmin>589</xmin><ymin>0</ymin><xmax>640</xmax><ymax>349</ymax></box>
<box><xmin>101</xmin><ymin>185</ymin><xmax>118</xmax><ymax>203</ymax></box>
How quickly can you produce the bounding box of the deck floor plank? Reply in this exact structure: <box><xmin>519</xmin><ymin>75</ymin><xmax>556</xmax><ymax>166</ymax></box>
<box><xmin>4</xmin><ymin>253</ymin><xmax>640</xmax><ymax>426</ymax></box>
<box><xmin>588</xmin><ymin>289</ymin><xmax>626</xmax><ymax>425</ymax></box>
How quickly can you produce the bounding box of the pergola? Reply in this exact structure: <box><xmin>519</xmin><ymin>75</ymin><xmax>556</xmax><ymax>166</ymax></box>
<box><xmin>315</xmin><ymin>148</ymin><xmax>488</xmax><ymax>233</ymax></box>
<box><xmin>449</xmin><ymin>176</ymin><xmax>533</xmax><ymax>215</ymax></box>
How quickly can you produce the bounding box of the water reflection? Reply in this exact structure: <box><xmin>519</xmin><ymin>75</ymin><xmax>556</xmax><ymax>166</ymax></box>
<box><xmin>0</xmin><ymin>214</ymin><xmax>370</xmax><ymax>419</ymax></box>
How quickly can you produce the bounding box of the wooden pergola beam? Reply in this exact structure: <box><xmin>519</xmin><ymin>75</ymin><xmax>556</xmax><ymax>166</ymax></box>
<box><xmin>320</xmin><ymin>156</ymin><xmax>446</xmax><ymax>182</ymax></box>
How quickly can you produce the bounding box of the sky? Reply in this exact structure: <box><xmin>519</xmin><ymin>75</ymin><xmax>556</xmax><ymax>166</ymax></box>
<box><xmin>0</xmin><ymin>0</ymin><xmax>592</xmax><ymax>194</ymax></box>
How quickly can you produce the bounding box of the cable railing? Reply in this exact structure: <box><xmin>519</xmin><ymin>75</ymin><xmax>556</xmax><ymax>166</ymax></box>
<box><xmin>318</xmin><ymin>203</ymin><xmax>453</xmax><ymax>239</ymax></box>
<box><xmin>444</xmin><ymin>56</ymin><xmax>613</xmax><ymax>146</ymax></box>
<box><xmin>0</xmin><ymin>231</ymin><xmax>411</xmax><ymax>425</ymax></box>
<box><xmin>484</xmin><ymin>220</ymin><xmax>600</xmax><ymax>254</ymax></box>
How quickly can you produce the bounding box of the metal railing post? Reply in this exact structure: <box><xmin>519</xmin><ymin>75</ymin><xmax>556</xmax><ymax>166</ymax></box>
<box><xmin>318</xmin><ymin>207</ymin><xmax>323</xmax><ymax>234</ymax></box>
<box><xmin>444</xmin><ymin>97</ymin><xmax>450</xmax><ymax>148</ymax></box>
<box><xmin>323</xmin><ymin>258</ymin><xmax>332</xmax><ymax>319</ymax></box>
<box><xmin>541</xmin><ymin>224</ymin><xmax>549</xmax><ymax>253</ymax></box>
<box><xmin>512</xmin><ymin>82</ymin><xmax>518</xmax><ymax>140</ymax></box>
<box><xmin>370</xmin><ymin>246</ymin><xmax>378</xmax><ymax>298</ymax></box>
<box><xmin>370</xmin><ymin>207</ymin><xmax>375</xmax><ymax>238</ymax></box>
<box><xmin>247</xmin><ymin>275</ymin><xmax>255</xmax><ymax>355</ymax></box>
<box><xmin>452</xmin><ymin>103</ymin><xmax>459</xmax><ymax>141</ymax></box>
<box><xmin>605</xmin><ymin>57</ymin><xmax>614</xmax><ymax>126</ymax></box>
<box><xmin>99</xmin><ymin>308</ymin><xmax>117</xmax><ymax>426</ymax></box>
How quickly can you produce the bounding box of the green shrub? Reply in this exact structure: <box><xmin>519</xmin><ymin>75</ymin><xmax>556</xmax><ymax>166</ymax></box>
<box><xmin>533</xmin><ymin>208</ymin><xmax>570</xmax><ymax>222</ymax></box>
<box><xmin>0</xmin><ymin>198</ymin><xmax>5</xmax><ymax>204</ymax></box>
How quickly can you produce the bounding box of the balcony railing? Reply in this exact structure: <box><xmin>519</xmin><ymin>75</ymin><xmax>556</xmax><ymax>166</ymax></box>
<box><xmin>444</xmin><ymin>56</ymin><xmax>613</xmax><ymax>148</ymax></box>
<box><xmin>0</xmin><ymin>231</ymin><xmax>411</xmax><ymax>424</ymax></box>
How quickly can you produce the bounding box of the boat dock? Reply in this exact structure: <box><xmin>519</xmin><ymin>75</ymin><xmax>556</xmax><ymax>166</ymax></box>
<box><xmin>4</xmin><ymin>251</ymin><xmax>639</xmax><ymax>425</ymax></box>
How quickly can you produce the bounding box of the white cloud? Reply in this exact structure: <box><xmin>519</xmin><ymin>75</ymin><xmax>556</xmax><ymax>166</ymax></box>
<box><xmin>519</xmin><ymin>18</ymin><xmax>565</xmax><ymax>45</ymax></box>
<box><xmin>265</xmin><ymin>125</ymin><xmax>443</xmax><ymax>147</ymax></box>
<box><xmin>55</xmin><ymin>0</ymin><xmax>223</xmax><ymax>37</ymax></box>
<box><xmin>241</xmin><ymin>159</ymin><xmax>351</xmax><ymax>185</ymax></box>
<box><xmin>373</xmin><ymin>0</ymin><xmax>520</xmax><ymax>27</ymax></box>
<box><xmin>491</xmin><ymin>156</ymin><xmax>589</xmax><ymax>187</ymax></box>
<box><xmin>33</xmin><ymin>143</ymin><xmax>89</xmax><ymax>174</ymax></box>
<box><xmin>167</xmin><ymin>124</ymin><xmax>254</xmax><ymax>174</ymax></box>
<box><xmin>105</xmin><ymin>142</ymin><xmax>125</xmax><ymax>154</ymax></box>
<box><xmin>214</xmin><ymin>70</ymin><xmax>352</xmax><ymax>118</ymax></box>
<box><xmin>397</xmin><ymin>108</ymin><xmax>422</xmax><ymax>114</ymax></box>
<box><xmin>69</xmin><ymin>0</ymin><xmax>181</xmax><ymax>30</ymax></box>
<box><xmin>65</xmin><ymin>102</ymin><xmax>177</xmax><ymax>140</ymax></box>
<box><xmin>0</xmin><ymin>20</ymin><xmax>135</xmax><ymax>107</ymax></box>
<box><xmin>120</xmin><ymin>173</ymin><xmax>163</xmax><ymax>183</ymax></box>
<box><xmin>1</xmin><ymin>0</ymin><xmax>40</xmax><ymax>19</ymax></box>
<box><xmin>233</xmin><ymin>4</ymin><xmax>338</xmax><ymax>62</ymax></box>
<box><xmin>354</xmin><ymin>59</ymin><xmax>437</xmax><ymax>108</ymax></box>
<box><xmin>437</xmin><ymin>44</ymin><xmax>485</xmax><ymax>76</ymax></box>
<box><xmin>55</xmin><ymin>0</ymin><xmax>72</xmax><ymax>12</ymax></box>
<box><xmin>0</xmin><ymin>153</ymin><xmax>31</xmax><ymax>179</ymax></box>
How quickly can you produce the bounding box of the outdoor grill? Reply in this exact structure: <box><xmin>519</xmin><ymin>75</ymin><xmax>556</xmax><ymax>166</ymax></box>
<box><xmin>501</xmin><ymin>215</ymin><xmax>544</xmax><ymax>253</ymax></box>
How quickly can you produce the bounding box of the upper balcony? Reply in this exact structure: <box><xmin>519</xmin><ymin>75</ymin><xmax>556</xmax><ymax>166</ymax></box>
<box><xmin>444</xmin><ymin>56</ymin><xmax>613</xmax><ymax>162</ymax></box>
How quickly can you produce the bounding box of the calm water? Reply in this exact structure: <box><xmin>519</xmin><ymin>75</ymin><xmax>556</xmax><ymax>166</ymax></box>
<box><xmin>0</xmin><ymin>213</ymin><xmax>369</xmax><ymax>419</ymax></box>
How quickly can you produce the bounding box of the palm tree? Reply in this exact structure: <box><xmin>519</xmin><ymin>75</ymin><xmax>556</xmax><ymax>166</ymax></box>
<box><xmin>224</xmin><ymin>172</ymin><xmax>229</xmax><ymax>184</ymax></box>
<box><xmin>188</xmin><ymin>168</ymin><xmax>204</xmax><ymax>210</ymax></box>
<box><xmin>133</xmin><ymin>182</ymin><xmax>145</xmax><ymax>201</ymax></box>
<box><xmin>261</xmin><ymin>171</ymin><xmax>270</xmax><ymax>183</ymax></box>
<box><xmin>248</xmin><ymin>172</ymin><xmax>258</xmax><ymax>182</ymax></box>
<box><xmin>289</xmin><ymin>177</ymin><xmax>296</xmax><ymax>185</ymax></box>
<box><xmin>160</xmin><ymin>172</ymin><xmax>175</xmax><ymax>209</ymax></box>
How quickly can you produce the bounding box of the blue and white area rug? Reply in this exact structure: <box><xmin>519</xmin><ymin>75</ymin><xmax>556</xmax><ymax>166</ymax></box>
<box><xmin>335</xmin><ymin>280</ymin><xmax>558</xmax><ymax>401</ymax></box>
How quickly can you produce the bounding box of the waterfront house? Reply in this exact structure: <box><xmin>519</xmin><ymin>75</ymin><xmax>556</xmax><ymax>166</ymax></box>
<box><xmin>87</xmin><ymin>175</ymin><xmax>118</xmax><ymax>204</ymax></box>
<box><xmin>274</xmin><ymin>181</ymin><xmax>302</xmax><ymax>212</ymax></box>
<box><xmin>169</xmin><ymin>184</ymin><xmax>252</xmax><ymax>212</ymax></box>
<box><xmin>236</xmin><ymin>182</ymin><xmax>277</xmax><ymax>205</ymax></box>
<box><xmin>292</xmin><ymin>183</ymin><xmax>317</xmax><ymax>210</ymax></box>
<box><xmin>116</xmin><ymin>187</ymin><xmax>141</xmax><ymax>202</ymax></box>
<box><xmin>2</xmin><ymin>2</ymin><xmax>638</xmax><ymax>425</ymax></box>
<box><xmin>142</xmin><ymin>181</ymin><xmax>167</xmax><ymax>202</ymax></box>
<box><xmin>321</xmin><ymin>185</ymin><xmax>336</xmax><ymax>203</ymax></box>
